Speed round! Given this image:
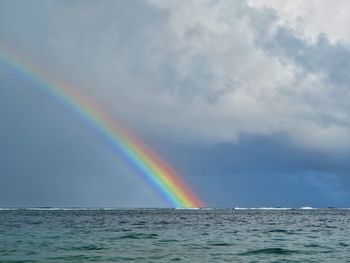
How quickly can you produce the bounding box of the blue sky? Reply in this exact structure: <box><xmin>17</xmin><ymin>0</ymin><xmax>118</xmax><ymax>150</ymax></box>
<box><xmin>1</xmin><ymin>0</ymin><xmax>350</xmax><ymax>207</ymax></box>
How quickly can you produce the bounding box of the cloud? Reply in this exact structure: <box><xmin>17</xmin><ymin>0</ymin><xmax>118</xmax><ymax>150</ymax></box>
<box><xmin>247</xmin><ymin>0</ymin><xmax>350</xmax><ymax>42</ymax></box>
<box><xmin>1</xmin><ymin>0</ymin><xmax>350</xmax><ymax>153</ymax></box>
<box><xmin>255</xmin><ymin>24</ymin><xmax>350</xmax><ymax>151</ymax></box>
<box><xmin>2</xmin><ymin>0</ymin><xmax>350</xmax><ymax>207</ymax></box>
<box><xmin>155</xmin><ymin>134</ymin><xmax>350</xmax><ymax>207</ymax></box>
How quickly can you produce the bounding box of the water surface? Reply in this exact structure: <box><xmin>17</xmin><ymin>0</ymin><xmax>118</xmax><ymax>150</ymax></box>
<box><xmin>1</xmin><ymin>208</ymin><xmax>349</xmax><ymax>262</ymax></box>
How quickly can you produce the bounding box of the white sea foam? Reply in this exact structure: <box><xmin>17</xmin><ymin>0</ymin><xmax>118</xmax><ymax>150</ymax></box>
<box><xmin>234</xmin><ymin>207</ymin><xmax>292</xmax><ymax>210</ymax></box>
<box><xmin>300</xmin><ymin>207</ymin><xmax>314</xmax><ymax>210</ymax></box>
<box><xmin>0</xmin><ymin>207</ymin><xmax>109</xmax><ymax>211</ymax></box>
<box><xmin>175</xmin><ymin>207</ymin><xmax>200</xmax><ymax>210</ymax></box>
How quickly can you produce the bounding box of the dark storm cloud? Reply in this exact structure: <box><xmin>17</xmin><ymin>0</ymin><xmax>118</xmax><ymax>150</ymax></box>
<box><xmin>153</xmin><ymin>134</ymin><xmax>350</xmax><ymax>207</ymax></box>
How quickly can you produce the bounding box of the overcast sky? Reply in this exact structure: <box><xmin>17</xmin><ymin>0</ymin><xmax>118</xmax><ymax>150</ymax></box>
<box><xmin>1</xmin><ymin>0</ymin><xmax>350</xmax><ymax>207</ymax></box>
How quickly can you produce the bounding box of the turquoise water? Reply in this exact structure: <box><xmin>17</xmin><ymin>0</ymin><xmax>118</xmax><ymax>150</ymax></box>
<box><xmin>0</xmin><ymin>208</ymin><xmax>349</xmax><ymax>262</ymax></box>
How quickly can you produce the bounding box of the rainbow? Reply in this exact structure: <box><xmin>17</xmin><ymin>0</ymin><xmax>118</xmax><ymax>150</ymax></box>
<box><xmin>0</xmin><ymin>46</ymin><xmax>204</xmax><ymax>208</ymax></box>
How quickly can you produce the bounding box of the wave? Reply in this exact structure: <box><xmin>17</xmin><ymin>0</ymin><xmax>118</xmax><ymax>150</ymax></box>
<box><xmin>234</xmin><ymin>207</ymin><xmax>293</xmax><ymax>210</ymax></box>
<box><xmin>175</xmin><ymin>207</ymin><xmax>200</xmax><ymax>210</ymax></box>
<box><xmin>239</xmin><ymin>247</ymin><xmax>298</xmax><ymax>256</ymax></box>
<box><xmin>0</xmin><ymin>207</ymin><xmax>120</xmax><ymax>211</ymax></box>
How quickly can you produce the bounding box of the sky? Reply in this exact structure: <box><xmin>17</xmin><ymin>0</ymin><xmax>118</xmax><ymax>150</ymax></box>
<box><xmin>1</xmin><ymin>0</ymin><xmax>350</xmax><ymax>207</ymax></box>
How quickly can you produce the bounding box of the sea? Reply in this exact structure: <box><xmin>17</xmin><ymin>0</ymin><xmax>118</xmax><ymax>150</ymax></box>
<box><xmin>0</xmin><ymin>208</ymin><xmax>349</xmax><ymax>262</ymax></box>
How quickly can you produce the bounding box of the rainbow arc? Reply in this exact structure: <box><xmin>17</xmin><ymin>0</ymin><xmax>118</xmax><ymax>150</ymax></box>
<box><xmin>0</xmin><ymin>47</ymin><xmax>204</xmax><ymax>208</ymax></box>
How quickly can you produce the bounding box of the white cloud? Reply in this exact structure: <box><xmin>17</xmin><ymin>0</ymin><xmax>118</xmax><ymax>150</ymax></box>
<box><xmin>247</xmin><ymin>0</ymin><xmax>350</xmax><ymax>43</ymax></box>
<box><xmin>2</xmin><ymin>0</ymin><xmax>350</xmax><ymax>152</ymax></box>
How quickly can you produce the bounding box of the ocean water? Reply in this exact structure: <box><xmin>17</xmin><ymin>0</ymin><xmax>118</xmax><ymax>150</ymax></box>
<box><xmin>0</xmin><ymin>208</ymin><xmax>349</xmax><ymax>262</ymax></box>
